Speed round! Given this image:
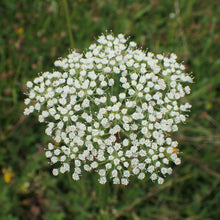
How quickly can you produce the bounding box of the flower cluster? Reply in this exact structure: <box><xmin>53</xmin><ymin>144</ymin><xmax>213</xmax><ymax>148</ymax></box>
<box><xmin>24</xmin><ymin>33</ymin><xmax>193</xmax><ymax>185</ymax></box>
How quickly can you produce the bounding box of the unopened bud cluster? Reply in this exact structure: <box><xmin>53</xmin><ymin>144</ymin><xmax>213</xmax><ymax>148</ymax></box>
<box><xmin>24</xmin><ymin>33</ymin><xmax>193</xmax><ymax>185</ymax></box>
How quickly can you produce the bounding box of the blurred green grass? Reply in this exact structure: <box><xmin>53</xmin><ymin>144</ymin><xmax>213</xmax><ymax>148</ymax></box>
<box><xmin>0</xmin><ymin>0</ymin><xmax>220</xmax><ymax>219</ymax></box>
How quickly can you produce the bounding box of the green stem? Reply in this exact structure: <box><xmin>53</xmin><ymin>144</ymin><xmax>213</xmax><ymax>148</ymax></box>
<box><xmin>63</xmin><ymin>0</ymin><xmax>74</xmax><ymax>48</ymax></box>
<box><xmin>95</xmin><ymin>177</ymin><xmax>112</xmax><ymax>220</ymax></box>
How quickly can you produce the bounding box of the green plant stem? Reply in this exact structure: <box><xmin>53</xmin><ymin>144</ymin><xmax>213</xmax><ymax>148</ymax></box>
<box><xmin>63</xmin><ymin>0</ymin><xmax>74</xmax><ymax>48</ymax></box>
<box><xmin>114</xmin><ymin>174</ymin><xmax>193</xmax><ymax>218</ymax></box>
<box><xmin>96</xmin><ymin>179</ymin><xmax>111</xmax><ymax>220</ymax></box>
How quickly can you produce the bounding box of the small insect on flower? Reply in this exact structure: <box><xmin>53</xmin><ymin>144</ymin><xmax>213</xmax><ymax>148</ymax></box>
<box><xmin>24</xmin><ymin>32</ymin><xmax>193</xmax><ymax>185</ymax></box>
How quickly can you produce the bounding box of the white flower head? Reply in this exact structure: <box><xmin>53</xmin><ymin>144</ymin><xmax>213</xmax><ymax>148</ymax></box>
<box><xmin>24</xmin><ymin>32</ymin><xmax>193</xmax><ymax>185</ymax></box>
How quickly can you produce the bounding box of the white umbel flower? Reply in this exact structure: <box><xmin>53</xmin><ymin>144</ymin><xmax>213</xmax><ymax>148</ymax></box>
<box><xmin>24</xmin><ymin>32</ymin><xmax>193</xmax><ymax>185</ymax></box>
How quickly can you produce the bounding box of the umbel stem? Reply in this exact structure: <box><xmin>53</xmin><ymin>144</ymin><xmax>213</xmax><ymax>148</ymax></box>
<box><xmin>67</xmin><ymin>171</ymin><xmax>117</xmax><ymax>219</ymax></box>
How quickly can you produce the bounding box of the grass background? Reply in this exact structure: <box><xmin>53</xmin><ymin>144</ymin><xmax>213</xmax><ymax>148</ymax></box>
<box><xmin>0</xmin><ymin>0</ymin><xmax>220</xmax><ymax>219</ymax></box>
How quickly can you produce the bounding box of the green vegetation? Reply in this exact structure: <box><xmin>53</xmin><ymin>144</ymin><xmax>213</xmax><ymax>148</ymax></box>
<box><xmin>0</xmin><ymin>0</ymin><xmax>219</xmax><ymax>219</ymax></box>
